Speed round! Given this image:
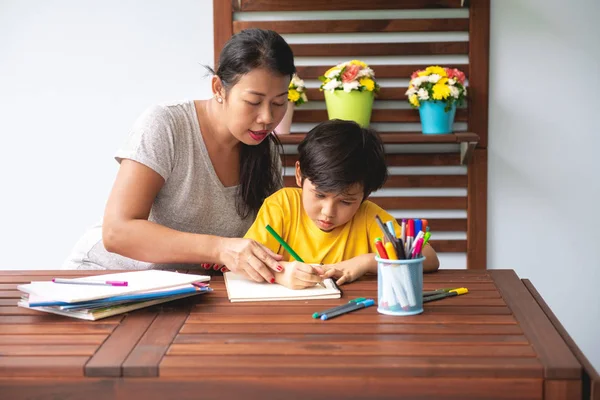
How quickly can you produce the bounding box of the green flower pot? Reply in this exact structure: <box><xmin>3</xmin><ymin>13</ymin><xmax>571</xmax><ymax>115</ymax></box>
<box><xmin>324</xmin><ymin>90</ymin><xmax>374</xmax><ymax>127</ymax></box>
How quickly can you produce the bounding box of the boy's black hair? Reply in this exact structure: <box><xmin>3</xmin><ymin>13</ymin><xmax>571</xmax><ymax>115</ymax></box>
<box><xmin>297</xmin><ymin>119</ymin><xmax>388</xmax><ymax>199</ymax></box>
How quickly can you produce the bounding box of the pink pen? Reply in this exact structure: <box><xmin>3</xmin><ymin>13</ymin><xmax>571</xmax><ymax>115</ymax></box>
<box><xmin>52</xmin><ymin>278</ymin><xmax>128</xmax><ymax>287</ymax></box>
<box><xmin>412</xmin><ymin>238</ymin><xmax>424</xmax><ymax>259</ymax></box>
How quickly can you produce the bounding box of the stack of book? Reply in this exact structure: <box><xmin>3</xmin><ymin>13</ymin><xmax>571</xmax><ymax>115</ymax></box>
<box><xmin>17</xmin><ymin>270</ymin><xmax>211</xmax><ymax>320</ymax></box>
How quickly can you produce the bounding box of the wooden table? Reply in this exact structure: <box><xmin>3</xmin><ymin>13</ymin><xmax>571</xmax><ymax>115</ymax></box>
<box><xmin>0</xmin><ymin>270</ymin><xmax>598</xmax><ymax>400</ymax></box>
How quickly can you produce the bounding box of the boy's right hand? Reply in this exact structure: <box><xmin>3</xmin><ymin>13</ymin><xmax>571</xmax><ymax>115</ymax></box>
<box><xmin>276</xmin><ymin>261</ymin><xmax>324</xmax><ymax>290</ymax></box>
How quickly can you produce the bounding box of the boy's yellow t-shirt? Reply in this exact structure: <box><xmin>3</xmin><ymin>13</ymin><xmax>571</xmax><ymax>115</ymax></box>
<box><xmin>244</xmin><ymin>188</ymin><xmax>401</xmax><ymax>264</ymax></box>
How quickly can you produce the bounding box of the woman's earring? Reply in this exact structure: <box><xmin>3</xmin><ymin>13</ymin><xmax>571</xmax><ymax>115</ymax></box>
<box><xmin>216</xmin><ymin>97</ymin><xmax>223</xmax><ymax>103</ymax></box>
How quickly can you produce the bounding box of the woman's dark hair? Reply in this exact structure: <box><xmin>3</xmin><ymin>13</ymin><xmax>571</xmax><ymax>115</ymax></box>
<box><xmin>298</xmin><ymin>119</ymin><xmax>388</xmax><ymax>200</ymax></box>
<box><xmin>212</xmin><ymin>28</ymin><xmax>296</xmax><ymax>219</ymax></box>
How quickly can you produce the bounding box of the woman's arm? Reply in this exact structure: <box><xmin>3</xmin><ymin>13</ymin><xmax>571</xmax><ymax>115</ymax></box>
<box><xmin>102</xmin><ymin>160</ymin><xmax>282</xmax><ymax>281</ymax></box>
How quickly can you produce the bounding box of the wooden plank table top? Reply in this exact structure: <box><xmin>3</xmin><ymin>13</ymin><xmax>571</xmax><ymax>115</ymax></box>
<box><xmin>0</xmin><ymin>269</ymin><xmax>597</xmax><ymax>400</ymax></box>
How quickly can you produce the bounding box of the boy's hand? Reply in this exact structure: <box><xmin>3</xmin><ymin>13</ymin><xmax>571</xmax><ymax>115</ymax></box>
<box><xmin>318</xmin><ymin>262</ymin><xmax>372</xmax><ymax>286</ymax></box>
<box><xmin>276</xmin><ymin>261</ymin><xmax>324</xmax><ymax>290</ymax></box>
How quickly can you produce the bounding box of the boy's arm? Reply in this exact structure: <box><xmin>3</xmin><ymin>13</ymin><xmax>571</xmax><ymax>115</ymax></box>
<box><xmin>422</xmin><ymin>243</ymin><xmax>440</xmax><ymax>273</ymax></box>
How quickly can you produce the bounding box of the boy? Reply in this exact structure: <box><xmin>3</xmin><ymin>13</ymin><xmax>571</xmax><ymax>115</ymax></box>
<box><xmin>244</xmin><ymin>119</ymin><xmax>439</xmax><ymax>289</ymax></box>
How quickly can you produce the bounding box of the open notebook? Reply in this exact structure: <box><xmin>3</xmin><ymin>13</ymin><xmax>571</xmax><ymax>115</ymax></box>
<box><xmin>223</xmin><ymin>272</ymin><xmax>341</xmax><ymax>302</ymax></box>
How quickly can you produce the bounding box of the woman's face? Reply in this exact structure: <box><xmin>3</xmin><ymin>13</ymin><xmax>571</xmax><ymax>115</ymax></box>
<box><xmin>221</xmin><ymin>68</ymin><xmax>290</xmax><ymax>145</ymax></box>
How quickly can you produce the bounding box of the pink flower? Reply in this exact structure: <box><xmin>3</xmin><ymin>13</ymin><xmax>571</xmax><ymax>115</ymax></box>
<box><xmin>411</xmin><ymin>70</ymin><xmax>421</xmax><ymax>80</ymax></box>
<box><xmin>341</xmin><ymin>64</ymin><xmax>360</xmax><ymax>83</ymax></box>
<box><xmin>446</xmin><ymin>68</ymin><xmax>466</xmax><ymax>84</ymax></box>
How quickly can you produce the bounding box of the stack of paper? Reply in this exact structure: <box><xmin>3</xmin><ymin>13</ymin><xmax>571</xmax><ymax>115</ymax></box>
<box><xmin>17</xmin><ymin>270</ymin><xmax>211</xmax><ymax>320</ymax></box>
<box><xmin>223</xmin><ymin>272</ymin><xmax>341</xmax><ymax>302</ymax></box>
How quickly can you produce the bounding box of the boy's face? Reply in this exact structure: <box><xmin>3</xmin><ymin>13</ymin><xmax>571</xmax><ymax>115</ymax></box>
<box><xmin>295</xmin><ymin>162</ymin><xmax>363</xmax><ymax>232</ymax></box>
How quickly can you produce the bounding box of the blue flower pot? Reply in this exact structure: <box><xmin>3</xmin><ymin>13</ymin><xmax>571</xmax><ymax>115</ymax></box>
<box><xmin>418</xmin><ymin>101</ymin><xmax>456</xmax><ymax>134</ymax></box>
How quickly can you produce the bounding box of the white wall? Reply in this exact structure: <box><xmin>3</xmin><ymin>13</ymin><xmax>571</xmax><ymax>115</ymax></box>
<box><xmin>489</xmin><ymin>0</ymin><xmax>600</xmax><ymax>371</ymax></box>
<box><xmin>0</xmin><ymin>0</ymin><xmax>214</xmax><ymax>269</ymax></box>
<box><xmin>1</xmin><ymin>0</ymin><xmax>598</xmax><ymax>371</ymax></box>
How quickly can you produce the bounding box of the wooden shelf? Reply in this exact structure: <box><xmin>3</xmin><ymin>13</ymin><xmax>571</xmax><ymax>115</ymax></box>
<box><xmin>276</xmin><ymin>132</ymin><xmax>479</xmax><ymax>165</ymax></box>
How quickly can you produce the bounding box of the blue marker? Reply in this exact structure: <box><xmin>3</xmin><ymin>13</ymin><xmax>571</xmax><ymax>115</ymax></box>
<box><xmin>414</xmin><ymin>219</ymin><xmax>422</xmax><ymax>234</ymax></box>
<box><xmin>320</xmin><ymin>299</ymin><xmax>375</xmax><ymax>320</ymax></box>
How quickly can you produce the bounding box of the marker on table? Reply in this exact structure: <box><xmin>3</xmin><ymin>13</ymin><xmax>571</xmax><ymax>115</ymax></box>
<box><xmin>423</xmin><ymin>287</ymin><xmax>457</xmax><ymax>297</ymax></box>
<box><xmin>423</xmin><ymin>288</ymin><xmax>468</xmax><ymax>303</ymax></box>
<box><xmin>52</xmin><ymin>278</ymin><xmax>128</xmax><ymax>287</ymax></box>
<box><xmin>321</xmin><ymin>299</ymin><xmax>375</xmax><ymax>320</ymax></box>
<box><xmin>312</xmin><ymin>297</ymin><xmax>366</xmax><ymax>319</ymax></box>
<box><xmin>265</xmin><ymin>224</ymin><xmax>325</xmax><ymax>288</ymax></box>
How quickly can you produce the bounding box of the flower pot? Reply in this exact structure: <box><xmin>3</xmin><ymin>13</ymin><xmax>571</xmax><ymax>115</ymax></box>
<box><xmin>324</xmin><ymin>90</ymin><xmax>374</xmax><ymax>127</ymax></box>
<box><xmin>418</xmin><ymin>101</ymin><xmax>456</xmax><ymax>134</ymax></box>
<box><xmin>274</xmin><ymin>102</ymin><xmax>295</xmax><ymax>134</ymax></box>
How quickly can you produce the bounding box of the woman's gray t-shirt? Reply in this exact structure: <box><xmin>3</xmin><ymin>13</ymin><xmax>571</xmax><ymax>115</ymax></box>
<box><xmin>64</xmin><ymin>100</ymin><xmax>279</xmax><ymax>270</ymax></box>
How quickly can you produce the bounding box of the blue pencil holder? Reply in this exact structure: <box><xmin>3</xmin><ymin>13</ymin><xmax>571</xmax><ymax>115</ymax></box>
<box><xmin>376</xmin><ymin>256</ymin><xmax>424</xmax><ymax>316</ymax></box>
<box><xmin>418</xmin><ymin>101</ymin><xmax>456</xmax><ymax>134</ymax></box>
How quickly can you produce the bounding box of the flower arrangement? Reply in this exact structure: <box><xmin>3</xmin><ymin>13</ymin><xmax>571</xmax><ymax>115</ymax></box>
<box><xmin>288</xmin><ymin>73</ymin><xmax>308</xmax><ymax>106</ymax></box>
<box><xmin>318</xmin><ymin>60</ymin><xmax>380</xmax><ymax>93</ymax></box>
<box><xmin>406</xmin><ymin>66</ymin><xmax>467</xmax><ymax>111</ymax></box>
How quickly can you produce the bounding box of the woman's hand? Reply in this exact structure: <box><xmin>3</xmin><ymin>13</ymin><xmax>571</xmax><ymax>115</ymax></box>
<box><xmin>275</xmin><ymin>261</ymin><xmax>325</xmax><ymax>290</ymax></box>
<box><xmin>219</xmin><ymin>238</ymin><xmax>284</xmax><ymax>283</ymax></box>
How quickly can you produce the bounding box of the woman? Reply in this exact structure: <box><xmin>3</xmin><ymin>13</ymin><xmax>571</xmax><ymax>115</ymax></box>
<box><xmin>63</xmin><ymin>29</ymin><xmax>293</xmax><ymax>284</ymax></box>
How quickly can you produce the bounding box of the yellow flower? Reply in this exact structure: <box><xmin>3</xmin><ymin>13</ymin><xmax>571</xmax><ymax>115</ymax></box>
<box><xmin>426</xmin><ymin>66</ymin><xmax>447</xmax><ymax>77</ymax></box>
<box><xmin>432</xmin><ymin>83</ymin><xmax>451</xmax><ymax>100</ymax></box>
<box><xmin>438</xmin><ymin>77</ymin><xmax>449</xmax><ymax>85</ymax></box>
<box><xmin>359</xmin><ymin>77</ymin><xmax>375</xmax><ymax>91</ymax></box>
<box><xmin>349</xmin><ymin>60</ymin><xmax>368</xmax><ymax>68</ymax></box>
<box><xmin>288</xmin><ymin>89</ymin><xmax>300</xmax><ymax>102</ymax></box>
<box><xmin>409</xmin><ymin>94</ymin><xmax>420</xmax><ymax>107</ymax></box>
<box><xmin>418</xmin><ymin>70</ymin><xmax>430</xmax><ymax>77</ymax></box>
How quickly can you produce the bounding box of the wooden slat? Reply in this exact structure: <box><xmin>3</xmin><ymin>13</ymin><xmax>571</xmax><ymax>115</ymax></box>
<box><xmin>467</xmin><ymin>148</ymin><xmax>487</xmax><ymax>269</ymax></box>
<box><xmin>180</xmin><ymin>322</ymin><xmax>523</xmax><ymax>335</ymax></box>
<box><xmin>386</xmin><ymin>174</ymin><xmax>467</xmax><ymax>188</ymax></box>
<box><xmin>184</xmin><ymin>314</ymin><xmax>516</xmax><ymax>325</ymax></box>
<box><xmin>0</xmin><ymin>334</ymin><xmax>107</xmax><ymax>345</ymax></box>
<box><xmin>161</xmin><ymin>355</ymin><xmax>541</xmax><ymax>381</ymax></box>
<box><xmin>408</xmin><ymin>218</ymin><xmax>466</xmax><ymax>231</ymax></box>
<box><xmin>369</xmin><ymin>196</ymin><xmax>466</xmax><ymax>210</ymax></box>
<box><xmin>296</xmin><ymin>64</ymin><xmax>469</xmax><ymax>80</ymax></box>
<box><xmin>234</xmin><ymin>0</ymin><xmax>465</xmax><ymax>12</ymax></box>
<box><xmin>0</xmin><ymin>356</ymin><xmax>90</xmax><ymax>378</ymax></box>
<box><xmin>283</xmin><ymin>174</ymin><xmax>466</xmax><ymax>188</ymax></box>
<box><xmin>85</xmin><ymin>311</ymin><xmax>157</xmax><ymax>377</ymax></box>
<box><xmin>167</xmin><ymin>342</ymin><xmax>535</xmax><ymax>357</ymax></box>
<box><xmin>490</xmin><ymin>270</ymin><xmax>581</xmax><ymax>380</ymax></box>
<box><xmin>281</xmin><ymin>153</ymin><xmax>462</xmax><ymax>167</ymax></box>
<box><xmin>0</xmin><ymin>324</ymin><xmax>117</xmax><ymax>335</ymax></box>
<box><xmin>278</xmin><ymin>133</ymin><xmax>477</xmax><ymax>145</ymax></box>
<box><xmin>122</xmin><ymin>306</ymin><xmax>190</xmax><ymax>377</ymax></box>
<box><xmin>545</xmin><ymin>380</ymin><xmax>582</xmax><ymax>400</ymax></box>
<box><xmin>305</xmin><ymin>87</ymin><xmax>470</xmax><ymax>101</ymax></box>
<box><xmin>213</xmin><ymin>0</ymin><xmax>233</xmax><ymax>68</ymax></box>
<box><xmin>0</xmin><ymin>377</ymin><xmax>545</xmax><ymax>400</ymax></box>
<box><xmin>0</xmin><ymin>344</ymin><xmax>98</xmax><ymax>356</ymax></box>
<box><xmin>291</xmin><ymin>42</ymin><xmax>469</xmax><ymax>57</ymax></box>
<box><xmin>174</xmin><ymin>333</ymin><xmax>526</xmax><ymax>344</ymax></box>
<box><xmin>523</xmin><ymin>279</ymin><xmax>600</xmax><ymax>400</ymax></box>
<box><xmin>468</xmin><ymin>0</ymin><xmax>490</xmax><ymax>148</ymax></box>
<box><xmin>293</xmin><ymin>108</ymin><xmax>468</xmax><ymax>123</ymax></box>
<box><xmin>234</xmin><ymin>18</ymin><xmax>470</xmax><ymax>34</ymax></box>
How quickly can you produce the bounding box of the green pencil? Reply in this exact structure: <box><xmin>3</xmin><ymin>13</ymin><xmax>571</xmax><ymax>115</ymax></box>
<box><xmin>266</xmin><ymin>224</ymin><xmax>304</xmax><ymax>262</ymax></box>
<box><xmin>265</xmin><ymin>224</ymin><xmax>325</xmax><ymax>288</ymax></box>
